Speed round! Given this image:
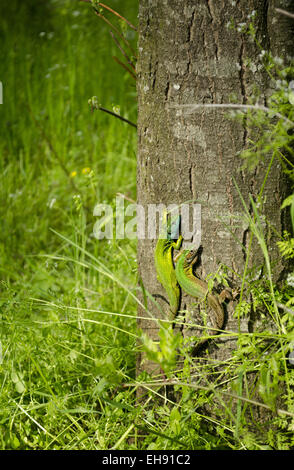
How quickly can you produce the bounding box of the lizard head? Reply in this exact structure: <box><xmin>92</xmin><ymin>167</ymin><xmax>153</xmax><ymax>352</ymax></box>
<box><xmin>184</xmin><ymin>248</ymin><xmax>200</xmax><ymax>267</ymax></box>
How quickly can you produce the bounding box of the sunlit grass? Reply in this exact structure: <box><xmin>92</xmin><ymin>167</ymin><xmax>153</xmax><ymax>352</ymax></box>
<box><xmin>0</xmin><ymin>0</ymin><xmax>139</xmax><ymax>449</ymax></box>
<box><xmin>0</xmin><ymin>0</ymin><xmax>293</xmax><ymax>451</ymax></box>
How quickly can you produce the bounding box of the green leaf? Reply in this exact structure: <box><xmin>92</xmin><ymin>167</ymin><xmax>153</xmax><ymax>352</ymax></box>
<box><xmin>11</xmin><ymin>434</ymin><xmax>20</xmax><ymax>449</ymax></box>
<box><xmin>207</xmin><ymin>278</ymin><xmax>214</xmax><ymax>292</ymax></box>
<box><xmin>281</xmin><ymin>194</ymin><xmax>294</xmax><ymax>232</ymax></box>
<box><xmin>11</xmin><ymin>370</ymin><xmax>25</xmax><ymax>394</ymax></box>
<box><xmin>170</xmin><ymin>407</ymin><xmax>181</xmax><ymax>435</ymax></box>
<box><xmin>281</xmin><ymin>194</ymin><xmax>293</xmax><ymax>210</ymax></box>
<box><xmin>289</xmin><ymin>91</ymin><xmax>294</xmax><ymax>105</ymax></box>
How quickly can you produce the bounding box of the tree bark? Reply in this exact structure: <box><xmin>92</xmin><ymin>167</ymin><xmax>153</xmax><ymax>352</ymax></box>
<box><xmin>136</xmin><ymin>0</ymin><xmax>293</xmax><ymax>378</ymax></box>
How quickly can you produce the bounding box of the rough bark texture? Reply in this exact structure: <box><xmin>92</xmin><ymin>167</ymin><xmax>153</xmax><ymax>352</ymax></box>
<box><xmin>136</xmin><ymin>0</ymin><xmax>293</xmax><ymax>378</ymax></box>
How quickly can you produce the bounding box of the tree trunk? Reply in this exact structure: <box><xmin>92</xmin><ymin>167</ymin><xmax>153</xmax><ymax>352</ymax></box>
<box><xmin>136</xmin><ymin>0</ymin><xmax>293</xmax><ymax>379</ymax></box>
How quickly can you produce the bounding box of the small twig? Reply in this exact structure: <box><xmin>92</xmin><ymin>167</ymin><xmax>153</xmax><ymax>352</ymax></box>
<box><xmin>275</xmin><ymin>8</ymin><xmax>294</xmax><ymax>20</ymax></box>
<box><xmin>110</xmin><ymin>31</ymin><xmax>136</xmax><ymax>71</ymax></box>
<box><xmin>99</xmin><ymin>106</ymin><xmax>137</xmax><ymax>128</ymax></box>
<box><xmin>90</xmin><ymin>102</ymin><xmax>137</xmax><ymax>128</ymax></box>
<box><xmin>98</xmin><ymin>2</ymin><xmax>137</xmax><ymax>31</ymax></box>
<box><xmin>169</xmin><ymin>103</ymin><xmax>294</xmax><ymax>126</ymax></box>
<box><xmin>94</xmin><ymin>10</ymin><xmax>137</xmax><ymax>57</ymax></box>
<box><xmin>79</xmin><ymin>0</ymin><xmax>137</xmax><ymax>30</ymax></box>
<box><xmin>116</xmin><ymin>192</ymin><xmax>136</xmax><ymax>204</ymax></box>
<box><xmin>112</xmin><ymin>56</ymin><xmax>137</xmax><ymax>80</ymax></box>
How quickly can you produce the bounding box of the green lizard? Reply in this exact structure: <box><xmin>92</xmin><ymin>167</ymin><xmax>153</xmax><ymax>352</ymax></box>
<box><xmin>175</xmin><ymin>248</ymin><xmax>230</xmax><ymax>347</ymax></box>
<box><xmin>154</xmin><ymin>211</ymin><xmax>183</xmax><ymax>320</ymax></box>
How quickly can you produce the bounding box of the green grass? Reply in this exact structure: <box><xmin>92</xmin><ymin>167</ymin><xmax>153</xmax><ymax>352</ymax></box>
<box><xmin>0</xmin><ymin>0</ymin><xmax>139</xmax><ymax>449</ymax></box>
<box><xmin>0</xmin><ymin>0</ymin><xmax>294</xmax><ymax>451</ymax></box>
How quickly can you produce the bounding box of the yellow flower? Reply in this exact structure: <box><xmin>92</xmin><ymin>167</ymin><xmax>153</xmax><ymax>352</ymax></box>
<box><xmin>82</xmin><ymin>167</ymin><xmax>91</xmax><ymax>175</ymax></box>
<box><xmin>70</xmin><ymin>170</ymin><xmax>77</xmax><ymax>178</ymax></box>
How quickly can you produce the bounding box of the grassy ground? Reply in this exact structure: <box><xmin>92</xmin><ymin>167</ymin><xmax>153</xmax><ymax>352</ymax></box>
<box><xmin>0</xmin><ymin>0</ymin><xmax>293</xmax><ymax>451</ymax></box>
<box><xmin>0</xmin><ymin>0</ymin><xmax>139</xmax><ymax>449</ymax></box>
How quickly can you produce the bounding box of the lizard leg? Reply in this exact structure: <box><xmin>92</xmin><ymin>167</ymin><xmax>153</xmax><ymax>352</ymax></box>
<box><xmin>218</xmin><ymin>288</ymin><xmax>233</xmax><ymax>304</ymax></box>
<box><xmin>172</xmin><ymin>235</ymin><xmax>183</xmax><ymax>251</ymax></box>
<box><xmin>174</xmin><ymin>249</ymin><xmax>184</xmax><ymax>263</ymax></box>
